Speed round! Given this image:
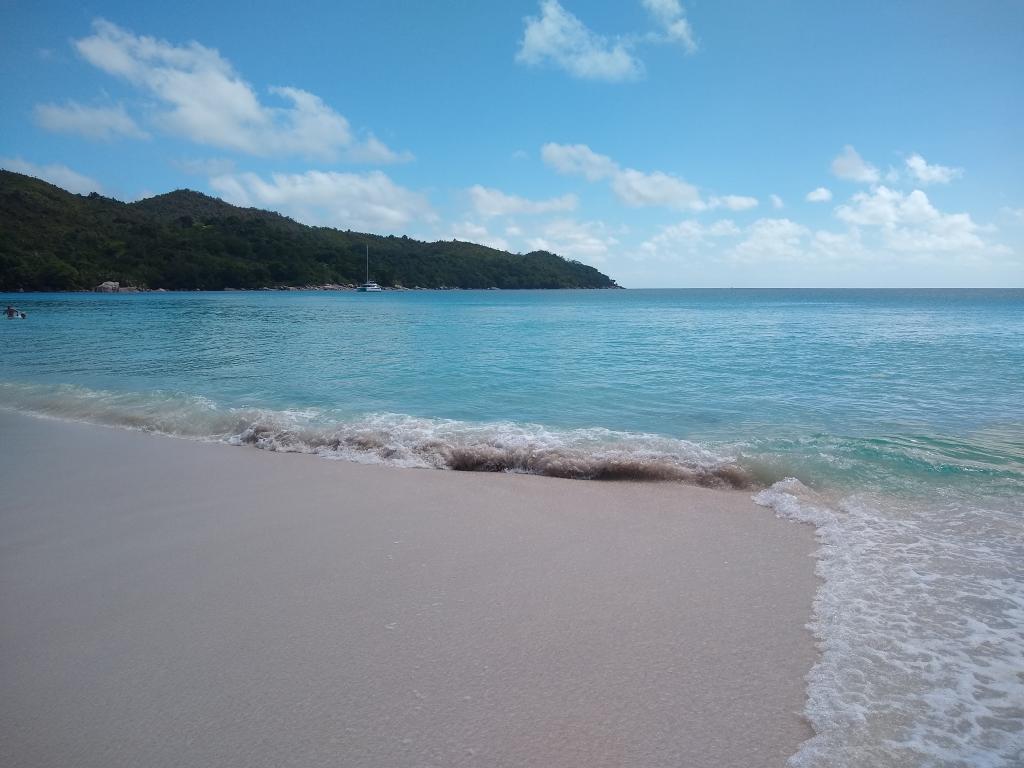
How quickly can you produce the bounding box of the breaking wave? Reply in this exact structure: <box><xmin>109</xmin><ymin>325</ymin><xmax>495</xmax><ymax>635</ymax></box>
<box><xmin>0</xmin><ymin>382</ymin><xmax>754</xmax><ymax>487</ymax></box>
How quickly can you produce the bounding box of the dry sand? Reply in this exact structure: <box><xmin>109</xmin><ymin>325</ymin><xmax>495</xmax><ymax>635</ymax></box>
<box><xmin>0</xmin><ymin>410</ymin><xmax>817</xmax><ymax>768</ymax></box>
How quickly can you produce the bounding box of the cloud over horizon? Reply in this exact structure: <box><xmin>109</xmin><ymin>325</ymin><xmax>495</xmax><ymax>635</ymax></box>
<box><xmin>33</xmin><ymin>101</ymin><xmax>149</xmax><ymax>141</ymax></box>
<box><xmin>210</xmin><ymin>169</ymin><xmax>435</xmax><ymax>233</ymax></box>
<box><xmin>469</xmin><ymin>185</ymin><xmax>578</xmax><ymax>218</ymax></box>
<box><xmin>542</xmin><ymin>142</ymin><xmax>756</xmax><ymax>212</ymax></box>
<box><xmin>1</xmin><ymin>156</ymin><xmax>103</xmax><ymax>194</ymax></box>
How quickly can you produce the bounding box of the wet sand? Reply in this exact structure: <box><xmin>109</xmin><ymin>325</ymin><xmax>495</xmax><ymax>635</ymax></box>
<box><xmin>0</xmin><ymin>410</ymin><xmax>817</xmax><ymax>767</ymax></box>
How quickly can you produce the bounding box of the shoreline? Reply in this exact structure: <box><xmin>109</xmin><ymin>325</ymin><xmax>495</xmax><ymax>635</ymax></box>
<box><xmin>1</xmin><ymin>410</ymin><xmax>818</xmax><ymax>768</ymax></box>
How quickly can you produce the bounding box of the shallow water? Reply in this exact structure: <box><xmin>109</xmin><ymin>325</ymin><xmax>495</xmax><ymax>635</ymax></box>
<box><xmin>2</xmin><ymin>288</ymin><xmax>1022</xmax><ymax>766</ymax></box>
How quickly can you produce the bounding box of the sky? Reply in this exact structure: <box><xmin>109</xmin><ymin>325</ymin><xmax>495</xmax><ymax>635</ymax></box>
<box><xmin>2</xmin><ymin>0</ymin><xmax>1022</xmax><ymax>287</ymax></box>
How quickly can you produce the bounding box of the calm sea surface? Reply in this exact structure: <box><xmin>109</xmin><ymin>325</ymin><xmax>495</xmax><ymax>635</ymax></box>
<box><xmin>2</xmin><ymin>288</ymin><xmax>1022</xmax><ymax>767</ymax></box>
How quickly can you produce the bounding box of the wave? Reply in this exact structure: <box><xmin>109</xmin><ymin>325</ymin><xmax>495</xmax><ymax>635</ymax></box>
<box><xmin>0</xmin><ymin>382</ymin><xmax>755</xmax><ymax>488</ymax></box>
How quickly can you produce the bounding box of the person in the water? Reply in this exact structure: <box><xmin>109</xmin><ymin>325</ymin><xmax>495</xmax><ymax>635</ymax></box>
<box><xmin>5</xmin><ymin>306</ymin><xmax>25</xmax><ymax>319</ymax></box>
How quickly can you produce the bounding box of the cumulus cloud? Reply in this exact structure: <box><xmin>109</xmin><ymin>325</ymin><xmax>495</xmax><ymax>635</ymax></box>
<box><xmin>642</xmin><ymin>0</ymin><xmax>697</xmax><ymax>53</ymax></box>
<box><xmin>806</xmin><ymin>186</ymin><xmax>833</xmax><ymax>203</ymax></box>
<box><xmin>541</xmin><ymin>142</ymin><xmax>619</xmax><ymax>181</ymax></box>
<box><xmin>612</xmin><ymin>167</ymin><xmax>703</xmax><ymax>209</ymax></box>
<box><xmin>770</xmin><ymin>194</ymin><xmax>784</xmax><ymax>209</ymax></box>
<box><xmin>526</xmin><ymin>218</ymin><xmax>619</xmax><ymax>262</ymax></box>
<box><xmin>446</xmin><ymin>221</ymin><xmax>510</xmax><ymax>251</ymax></box>
<box><xmin>1</xmin><ymin>156</ymin><xmax>103</xmax><ymax>194</ymax></box>
<box><xmin>810</xmin><ymin>228</ymin><xmax>868</xmax><ymax>263</ymax></box>
<box><xmin>831</xmin><ymin>145</ymin><xmax>880</xmax><ymax>184</ymax></box>
<box><xmin>640</xmin><ymin>218</ymin><xmax>739</xmax><ymax>259</ymax></box>
<box><xmin>836</xmin><ymin>186</ymin><xmax>986</xmax><ymax>253</ymax></box>
<box><xmin>469</xmin><ymin>185</ymin><xmax>577</xmax><ymax>218</ymax></box>
<box><xmin>709</xmin><ymin>194</ymin><xmax>758</xmax><ymax>211</ymax></box>
<box><xmin>516</xmin><ymin>1</ymin><xmax>642</xmax><ymax>82</ymax></box>
<box><xmin>905</xmin><ymin>153</ymin><xmax>962</xmax><ymax>185</ymax></box>
<box><xmin>542</xmin><ymin>141</ymin><xmax>753</xmax><ymax>211</ymax></box>
<box><xmin>33</xmin><ymin>101</ymin><xmax>148</xmax><ymax>140</ymax></box>
<box><xmin>71</xmin><ymin>20</ymin><xmax>409</xmax><ymax>162</ymax></box>
<box><xmin>731</xmin><ymin>218</ymin><xmax>811</xmax><ymax>263</ymax></box>
<box><xmin>628</xmin><ymin>171</ymin><xmax>1014</xmax><ymax>271</ymax></box>
<box><xmin>209</xmin><ymin>170</ymin><xmax>435</xmax><ymax>233</ymax></box>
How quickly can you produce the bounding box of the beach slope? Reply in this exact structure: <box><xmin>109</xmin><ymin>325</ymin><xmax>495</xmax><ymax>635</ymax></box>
<box><xmin>0</xmin><ymin>411</ymin><xmax>816</xmax><ymax>768</ymax></box>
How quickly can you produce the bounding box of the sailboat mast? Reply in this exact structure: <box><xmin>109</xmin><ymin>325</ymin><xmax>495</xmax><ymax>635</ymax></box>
<box><xmin>365</xmin><ymin>244</ymin><xmax>369</xmax><ymax>283</ymax></box>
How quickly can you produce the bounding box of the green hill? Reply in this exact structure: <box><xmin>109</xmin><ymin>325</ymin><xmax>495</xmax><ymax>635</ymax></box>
<box><xmin>0</xmin><ymin>170</ymin><xmax>620</xmax><ymax>291</ymax></box>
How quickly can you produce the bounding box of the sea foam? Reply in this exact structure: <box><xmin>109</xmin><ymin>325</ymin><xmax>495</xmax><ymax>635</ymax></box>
<box><xmin>756</xmin><ymin>479</ymin><xmax>1024</xmax><ymax>768</ymax></box>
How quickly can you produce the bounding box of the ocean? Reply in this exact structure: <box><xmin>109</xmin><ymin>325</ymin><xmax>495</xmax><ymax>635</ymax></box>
<box><xmin>2</xmin><ymin>288</ymin><xmax>1022</xmax><ymax>766</ymax></box>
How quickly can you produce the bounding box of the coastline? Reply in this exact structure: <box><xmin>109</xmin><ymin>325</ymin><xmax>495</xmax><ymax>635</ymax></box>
<box><xmin>1</xmin><ymin>410</ymin><xmax>817</xmax><ymax>768</ymax></box>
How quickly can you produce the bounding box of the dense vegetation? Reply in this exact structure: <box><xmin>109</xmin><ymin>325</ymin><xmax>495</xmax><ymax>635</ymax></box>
<box><xmin>0</xmin><ymin>171</ymin><xmax>619</xmax><ymax>291</ymax></box>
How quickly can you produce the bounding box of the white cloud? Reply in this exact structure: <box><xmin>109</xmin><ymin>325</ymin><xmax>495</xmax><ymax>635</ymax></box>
<box><xmin>770</xmin><ymin>194</ymin><xmax>784</xmax><ymax>209</ymax></box>
<box><xmin>709</xmin><ymin>194</ymin><xmax>758</xmax><ymax>211</ymax></box>
<box><xmin>33</xmin><ymin>101</ymin><xmax>149</xmax><ymax>140</ymax></box>
<box><xmin>640</xmin><ymin>218</ymin><xmax>739</xmax><ymax>259</ymax></box>
<box><xmin>612</xmin><ymin>167</ymin><xmax>703</xmax><ymax>209</ymax></box>
<box><xmin>542</xmin><ymin>141</ymin><xmax>711</xmax><ymax>210</ymax></box>
<box><xmin>731</xmin><ymin>218</ymin><xmax>811</xmax><ymax>263</ymax></box>
<box><xmin>526</xmin><ymin>218</ymin><xmax>619</xmax><ymax>262</ymax></box>
<box><xmin>447</xmin><ymin>221</ymin><xmax>510</xmax><ymax>251</ymax></box>
<box><xmin>836</xmin><ymin>186</ymin><xmax>986</xmax><ymax>253</ymax></box>
<box><xmin>806</xmin><ymin>186</ymin><xmax>833</xmax><ymax>203</ymax></box>
<box><xmin>627</xmin><ymin>176</ymin><xmax>1016</xmax><ymax>274</ymax></box>
<box><xmin>831</xmin><ymin>145</ymin><xmax>880</xmax><ymax>184</ymax></box>
<box><xmin>516</xmin><ymin>0</ymin><xmax>642</xmax><ymax>82</ymax></box>
<box><xmin>541</xmin><ymin>142</ymin><xmax>618</xmax><ymax>181</ymax></box>
<box><xmin>642</xmin><ymin>0</ymin><xmax>697</xmax><ymax>53</ymax></box>
<box><xmin>209</xmin><ymin>170</ymin><xmax>435</xmax><ymax>233</ymax></box>
<box><xmin>1</xmin><ymin>156</ymin><xmax>103</xmax><ymax>194</ymax></box>
<box><xmin>543</xmin><ymin>142</ymin><xmax>757</xmax><ymax>212</ymax></box>
<box><xmin>810</xmin><ymin>228</ymin><xmax>868</xmax><ymax>263</ymax></box>
<box><xmin>343</xmin><ymin>135</ymin><xmax>414</xmax><ymax>164</ymax></box>
<box><xmin>72</xmin><ymin>19</ymin><xmax>408</xmax><ymax>162</ymax></box>
<box><xmin>905</xmin><ymin>153</ymin><xmax>962</xmax><ymax>185</ymax></box>
<box><xmin>469</xmin><ymin>185</ymin><xmax>577</xmax><ymax>218</ymax></box>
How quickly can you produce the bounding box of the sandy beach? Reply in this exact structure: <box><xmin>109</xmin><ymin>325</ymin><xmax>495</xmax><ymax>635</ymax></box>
<box><xmin>0</xmin><ymin>410</ymin><xmax>817</xmax><ymax>768</ymax></box>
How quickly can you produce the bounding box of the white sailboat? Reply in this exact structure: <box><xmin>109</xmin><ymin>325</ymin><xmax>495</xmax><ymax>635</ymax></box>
<box><xmin>357</xmin><ymin>244</ymin><xmax>382</xmax><ymax>292</ymax></box>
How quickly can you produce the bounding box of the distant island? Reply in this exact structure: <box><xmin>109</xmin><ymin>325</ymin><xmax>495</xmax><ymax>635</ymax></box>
<box><xmin>0</xmin><ymin>171</ymin><xmax>620</xmax><ymax>292</ymax></box>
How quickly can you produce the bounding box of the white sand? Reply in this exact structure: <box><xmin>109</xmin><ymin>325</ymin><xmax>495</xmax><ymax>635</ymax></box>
<box><xmin>0</xmin><ymin>410</ymin><xmax>817</xmax><ymax>768</ymax></box>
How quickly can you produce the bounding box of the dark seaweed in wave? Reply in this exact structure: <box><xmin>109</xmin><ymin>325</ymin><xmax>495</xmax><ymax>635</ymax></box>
<box><xmin>442</xmin><ymin>445</ymin><xmax>755</xmax><ymax>487</ymax></box>
<box><xmin>233</xmin><ymin>421</ymin><xmax>756</xmax><ymax>488</ymax></box>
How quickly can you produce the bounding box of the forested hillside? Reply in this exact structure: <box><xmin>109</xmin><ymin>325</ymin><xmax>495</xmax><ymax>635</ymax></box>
<box><xmin>0</xmin><ymin>171</ymin><xmax>619</xmax><ymax>291</ymax></box>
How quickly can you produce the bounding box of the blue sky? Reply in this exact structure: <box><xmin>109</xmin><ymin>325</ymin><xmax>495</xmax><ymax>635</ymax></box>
<box><xmin>2</xmin><ymin>0</ymin><xmax>1022</xmax><ymax>287</ymax></box>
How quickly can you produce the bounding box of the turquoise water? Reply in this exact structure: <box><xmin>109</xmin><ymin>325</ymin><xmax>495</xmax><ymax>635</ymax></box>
<box><xmin>2</xmin><ymin>288</ymin><xmax>1023</xmax><ymax>766</ymax></box>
